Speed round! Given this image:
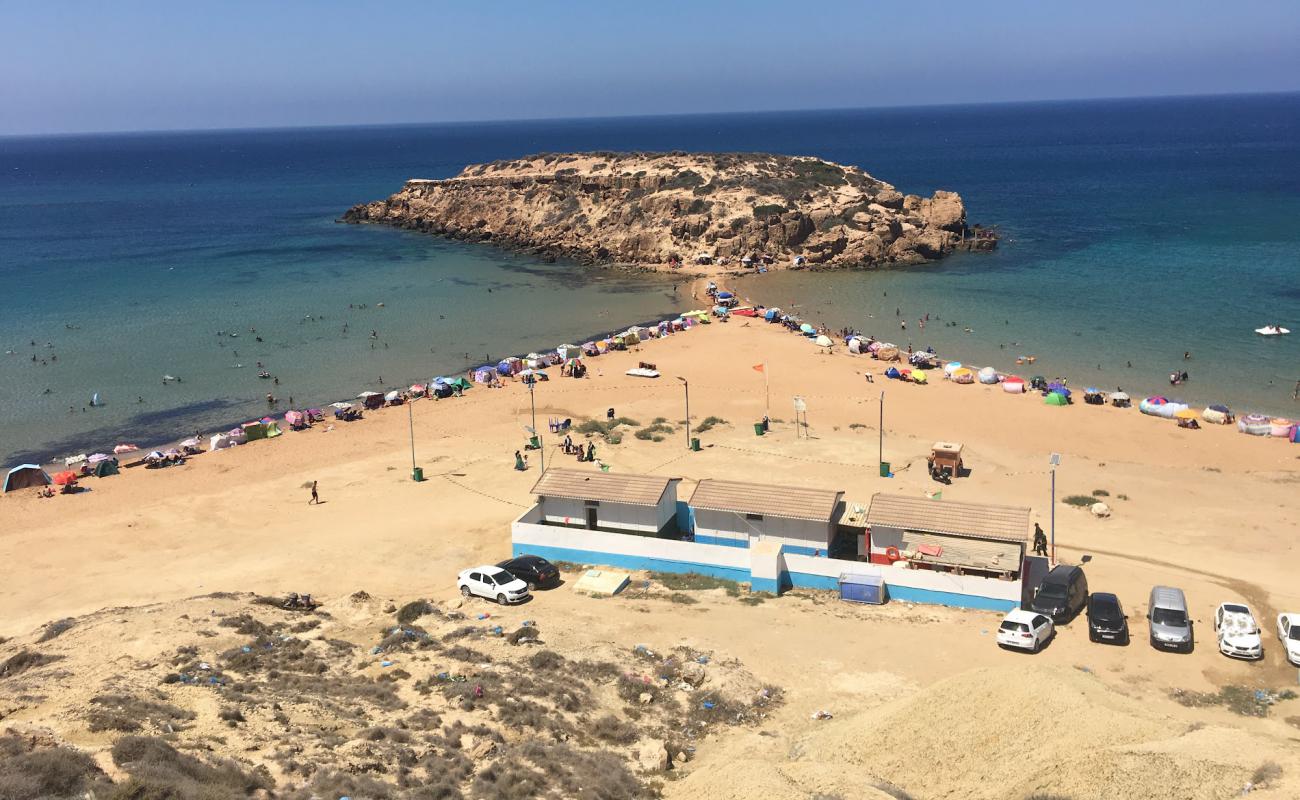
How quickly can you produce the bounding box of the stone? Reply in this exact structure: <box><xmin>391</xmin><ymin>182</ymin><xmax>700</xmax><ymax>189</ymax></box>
<box><xmin>638</xmin><ymin>692</ymin><xmax>654</xmax><ymax>705</ymax></box>
<box><xmin>636</xmin><ymin>740</ymin><xmax>670</xmax><ymax>772</ymax></box>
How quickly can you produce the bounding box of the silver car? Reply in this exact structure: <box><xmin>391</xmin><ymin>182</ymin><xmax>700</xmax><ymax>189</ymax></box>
<box><xmin>1148</xmin><ymin>585</ymin><xmax>1193</xmax><ymax>652</ymax></box>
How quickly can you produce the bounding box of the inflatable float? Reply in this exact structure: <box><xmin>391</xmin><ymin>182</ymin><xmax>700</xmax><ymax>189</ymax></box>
<box><xmin>1254</xmin><ymin>325</ymin><xmax>1290</xmax><ymax>336</ymax></box>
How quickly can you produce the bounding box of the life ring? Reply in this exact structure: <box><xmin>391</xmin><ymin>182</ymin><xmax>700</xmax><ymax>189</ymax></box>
<box><xmin>885</xmin><ymin>546</ymin><xmax>902</xmax><ymax>562</ymax></box>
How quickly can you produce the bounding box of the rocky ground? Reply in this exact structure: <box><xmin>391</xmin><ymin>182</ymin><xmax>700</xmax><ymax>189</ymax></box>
<box><xmin>341</xmin><ymin>151</ymin><xmax>984</xmax><ymax>270</ymax></box>
<box><xmin>0</xmin><ymin>583</ymin><xmax>781</xmax><ymax>799</ymax></box>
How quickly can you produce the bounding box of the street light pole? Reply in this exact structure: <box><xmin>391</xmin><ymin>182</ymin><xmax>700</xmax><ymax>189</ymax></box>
<box><xmin>529</xmin><ymin>378</ymin><xmax>544</xmax><ymax>473</ymax></box>
<box><xmin>878</xmin><ymin>390</ymin><xmax>885</xmax><ymax>472</ymax></box>
<box><xmin>1049</xmin><ymin>453</ymin><xmax>1061</xmax><ymax>563</ymax></box>
<box><xmin>677</xmin><ymin>377</ymin><xmax>690</xmax><ymax>450</ymax></box>
<box><xmin>408</xmin><ymin>399</ymin><xmax>417</xmax><ymax>480</ymax></box>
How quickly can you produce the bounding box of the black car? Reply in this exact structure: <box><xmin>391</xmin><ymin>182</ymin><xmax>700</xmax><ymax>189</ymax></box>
<box><xmin>496</xmin><ymin>555</ymin><xmax>560</xmax><ymax>590</ymax></box>
<box><xmin>1086</xmin><ymin>592</ymin><xmax>1130</xmax><ymax>644</ymax></box>
<box><xmin>1028</xmin><ymin>565</ymin><xmax>1088</xmax><ymax>623</ymax></box>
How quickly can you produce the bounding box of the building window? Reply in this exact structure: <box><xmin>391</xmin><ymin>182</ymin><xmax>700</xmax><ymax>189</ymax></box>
<box><xmin>745</xmin><ymin>513</ymin><xmax>763</xmax><ymax>521</ymax></box>
<box><xmin>584</xmin><ymin>500</ymin><xmax>600</xmax><ymax>507</ymax></box>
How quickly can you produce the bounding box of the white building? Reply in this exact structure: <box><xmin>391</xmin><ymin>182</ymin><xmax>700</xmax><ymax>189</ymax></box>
<box><xmin>529</xmin><ymin>468</ymin><xmax>680</xmax><ymax>536</ymax></box>
<box><xmin>688</xmin><ymin>478</ymin><xmax>844</xmax><ymax>556</ymax></box>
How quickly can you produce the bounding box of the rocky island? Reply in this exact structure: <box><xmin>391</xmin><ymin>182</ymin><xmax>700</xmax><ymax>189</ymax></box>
<box><xmin>342</xmin><ymin>152</ymin><xmax>993</xmax><ymax>270</ymax></box>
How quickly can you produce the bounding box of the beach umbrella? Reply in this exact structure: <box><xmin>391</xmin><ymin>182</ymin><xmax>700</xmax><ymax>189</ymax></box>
<box><xmin>1084</xmin><ymin>387</ymin><xmax>1100</xmax><ymax>395</ymax></box>
<box><xmin>799</xmin><ymin>323</ymin><xmax>816</xmax><ymax>335</ymax></box>
<box><xmin>1110</xmin><ymin>391</ymin><xmax>1129</xmax><ymax>402</ymax></box>
<box><xmin>943</xmin><ymin>361</ymin><xmax>963</xmax><ymax>375</ymax></box>
<box><xmin>358</xmin><ymin>391</ymin><xmax>381</xmax><ymax>399</ymax></box>
<box><xmin>52</xmin><ymin>470</ymin><xmax>79</xmax><ymax>485</ymax></box>
<box><xmin>1003</xmin><ymin>375</ymin><xmax>1025</xmax><ymax>384</ymax></box>
<box><xmin>519</xmin><ymin>368</ymin><xmax>548</xmax><ymax>378</ymax></box>
<box><xmin>410</xmin><ymin>384</ymin><xmax>425</xmax><ymax>395</ymax></box>
<box><xmin>1173</xmin><ymin>408</ymin><xmax>1198</xmax><ymax>420</ymax></box>
<box><xmin>113</xmin><ymin>443</ymin><xmax>139</xmax><ymax>454</ymax></box>
<box><xmin>1147</xmin><ymin>396</ymin><xmax>1168</xmax><ymax>404</ymax></box>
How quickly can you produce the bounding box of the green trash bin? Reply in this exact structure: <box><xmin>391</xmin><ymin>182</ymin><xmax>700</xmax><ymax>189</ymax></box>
<box><xmin>690</xmin><ymin>437</ymin><xmax>701</xmax><ymax>451</ymax></box>
<box><xmin>878</xmin><ymin>461</ymin><xmax>891</xmax><ymax>477</ymax></box>
<box><xmin>528</xmin><ymin>435</ymin><xmax>540</xmax><ymax>449</ymax></box>
<box><xmin>753</xmin><ymin>422</ymin><xmax>765</xmax><ymax>436</ymax></box>
<box><xmin>412</xmin><ymin>466</ymin><xmax>424</xmax><ymax>482</ymax></box>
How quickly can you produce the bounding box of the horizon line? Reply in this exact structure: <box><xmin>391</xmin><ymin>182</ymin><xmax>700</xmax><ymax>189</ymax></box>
<box><xmin>3</xmin><ymin>88</ymin><xmax>1298</xmax><ymax>141</ymax></box>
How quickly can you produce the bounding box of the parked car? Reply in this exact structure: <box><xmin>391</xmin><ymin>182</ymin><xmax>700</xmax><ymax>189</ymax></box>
<box><xmin>1213</xmin><ymin>603</ymin><xmax>1263</xmax><ymax>660</ymax></box>
<box><xmin>1086</xmin><ymin>592</ymin><xmax>1129</xmax><ymax>644</ymax></box>
<box><xmin>1147</xmin><ymin>585</ymin><xmax>1193</xmax><ymax>652</ymax></box>
<box><xmin>1028</xmin><ymin>565</ymin><xmax>1088</xmax><ymax>623</ymax></box>
<box><xmin>997</xmin><ymin>608</ymin><xmax>1054</xmax><ymax>653</ymax></box>
<box><xmin>496</xmin><ymin>555</ymin><xmax>560</xmax><ymax>590</ymax></box>
<box><xmin>457</xmin><ymin>565</ymin><xmax>530</xmax><ymax>605</ymax></box>
<box><xmin>1276</xmin><ymin>613</ymin><xmax>1300</xmax><ymax>666</ymax></box>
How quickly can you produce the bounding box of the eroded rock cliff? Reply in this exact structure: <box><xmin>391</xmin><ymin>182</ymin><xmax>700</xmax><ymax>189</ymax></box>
<box><xmin>343</xmin><ymin>151</ymin><xmax>981</xmax><ymax>268</ymax></box>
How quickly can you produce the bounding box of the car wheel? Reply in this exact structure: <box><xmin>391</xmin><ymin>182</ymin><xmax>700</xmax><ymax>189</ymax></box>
<box><xmin>527</xmin><ymin>581</ymin><xmax>537</xmax><ymax>592</ymax></box>
<box><xmin>1030</xmin><ymin>637</ymin><xmax>1040</xmax><ymax>654</ymax></box>
<box><xmin>496</xmin><ymin>594</ymin><xmax>508</xmax><ymax>606</ymax></box>
<box><xmin>460</xmin><ymin>585</ymin><xmax>471</xmax><ymax>598</ymax></box>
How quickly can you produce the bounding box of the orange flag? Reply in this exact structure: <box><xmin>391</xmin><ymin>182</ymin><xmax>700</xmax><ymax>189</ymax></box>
<box><xmin>752</xmin><ymin>363</ymin><xmax>765</xmax><ymax>372</ymax></box>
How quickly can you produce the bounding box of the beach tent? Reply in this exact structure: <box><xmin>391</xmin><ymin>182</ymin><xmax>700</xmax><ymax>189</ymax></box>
<box><xmin>557</xmin><ymin>344</ymin><xmax>582</xmax><ymax>360</ymax></box>
<box><xmin>1047</xmin><ymin>382</ymin><xmax>1071</xmax><ymax>397</ymax></box>
<box><xmin>815</xmin><ymin>334</ymin><xmax>833</xmax><ymax>348</ymax></box>
<box><xmin>447</xmin><ymin>377</ymin><xmax>472</xmax><ymax>391</ymax></box>
<box><xmin>1002</xmin><ymin>375</ymin><xmax>1025</xmax><ymax>394</ymax></box>
<box><xmin>847</xmin><ymin>337</ymin><xmax>864</xmax><ymax>354</ymax></box>
<box><xmin>951</xmin><ymin>367</ymin><xmax>975</xmax><ymax>384</ymax></box>
<box><xmin>764</xmin><ymin>308</ymin><xmax>780</xmax><ymax>322</ymax></box>
<box><xmin>943</xmin><ymin>361</ymin><xmax>963</xmax><ymax>376</ymax></box>
<box><xmin>263</xmin><ymin>419</ymin><xmax>282</xmax><ymax>437</ymax></box>
<box><xmin>1237</xmin><ymin>414</ymin><xmax>1270</xmax><ymax>436</ymax></box>
<box><xmin>977</xmin><ymin>366</ymin><xmax>999</xmax><ymax>384</ymax></box>
<box><xmin>242</xmin><ymin>421</ymin><xmax>269</xmax><ymax>441</ymax></box>
<box><xmin>1202</xmin><ymin>404</ymin><xmax>1231</xmax><ymax>424</ymax></box>
<box><xmin>384</xmin><ymin>390</ymin><xmax>401</xmax><ymax>404</ymax></box>
<box><xmin>1271</xmin><ymin>418</ymin><xmax>1296</xmax><ymax>438</ymax></box>
<box><xmin>52</xmin><ymin>470</ymin><xmax>79</xmax><ymax>486</ymax></box>
<box><xmin>4</xmin><ymin>464</ymin><xmax>51</xmax><ymax>493</ymax></box>
<box><xmin>911</xmin><ymin>370</ymin><xmax>929</xmax><ymax>384</ymax></box>
<box><xmin>1139</xmin><ymin>397</ymin><xmax>1167</xmax><ymax>416</ymax></box>
<box><xmin>1044</xmin><ymin>392</ymin><xmax>1069</xmax><ymax>406</ymax></box>
<box><xmin>358</xmin><ymin>391</ymin><xmax>384</xmax><ymax>410</ymax></box>
<box><xmin>884</xmin><ymin>367</ymin><xmax>902</xmax><ymax>379</ymax></box>
<box><xmin>209</xmin><ymin>434</ymin><xmax>234</xmax><ymax>450</ymax></box>
<box><xmin>474</xmin><ymin>367</ymin><xmax>495</xmax><ymax>383</ymax></box>
<box><xmin>92</xmin><ymin>458</ymin><xmax>119</xmax><ymax>477</ymax></box>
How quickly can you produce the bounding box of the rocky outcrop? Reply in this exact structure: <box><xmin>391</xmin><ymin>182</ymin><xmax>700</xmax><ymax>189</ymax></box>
<box><xmin>342</xmin><ymin>151</ymin><xmax>985</xmax><ymax>269</ymax></box>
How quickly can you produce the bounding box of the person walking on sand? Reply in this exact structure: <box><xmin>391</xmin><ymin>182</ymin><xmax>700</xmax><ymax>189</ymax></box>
<box><xmin>309</xmin><ymin>481</ymin><xmax>320</xmax><ymax>505</ymax></box>
<box><xmin>514</xmin><ymin>450</ymin><xmax>525</xmax><ymax>471</ymax></box>
<box><xmin>1032</xmin><ymin>523</ymin><xmax>1048</xmax><ymax>557</ymax></box>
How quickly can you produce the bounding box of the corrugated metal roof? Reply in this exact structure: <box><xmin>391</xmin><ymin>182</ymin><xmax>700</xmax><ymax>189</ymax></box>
<box><xmin>688</xmin><ymin>479</ymin><xmax>843</xmax><ymax>522</ymax></box>
<box><xmin>866</xmin><ymin>493</ymin><xmax>1030</xmax><ymax>543</ymax></box>
<box><xmin>531</xmin><ymin>469</ymin><xmax>676</xmax><ymax>507</ymax></box>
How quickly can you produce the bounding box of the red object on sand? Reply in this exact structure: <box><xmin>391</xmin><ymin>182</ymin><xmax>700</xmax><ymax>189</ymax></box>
<box><xmin>52</xmin><ymin>470</ymin><xmax>79</xmax><ymax>485</ymax></box>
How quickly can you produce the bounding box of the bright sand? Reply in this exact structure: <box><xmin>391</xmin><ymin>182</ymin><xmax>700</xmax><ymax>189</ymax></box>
<box><xmin>4</xmin><ymin>314</ymin><xmax>1300</xmax><ymax>796</ymax></box>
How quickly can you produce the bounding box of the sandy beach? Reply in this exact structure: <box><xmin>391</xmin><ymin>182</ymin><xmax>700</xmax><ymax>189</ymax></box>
<box><xmin>4</xmin><ymin>311</ymin><xmax>1299</xmax><ymax>798</ymax></box>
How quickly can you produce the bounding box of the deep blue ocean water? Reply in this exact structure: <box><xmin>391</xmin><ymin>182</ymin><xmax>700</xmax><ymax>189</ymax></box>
<box><xmin>2</xmin><ymin>93</ymin><xmax>1298</xmax><ymax>464</ymax></box>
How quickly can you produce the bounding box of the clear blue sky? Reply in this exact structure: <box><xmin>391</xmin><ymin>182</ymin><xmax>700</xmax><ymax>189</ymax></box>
<box><xmin>4</xmin><ymin>0</ymin><xmax>1298</xmax><ymax>135</ymax></box>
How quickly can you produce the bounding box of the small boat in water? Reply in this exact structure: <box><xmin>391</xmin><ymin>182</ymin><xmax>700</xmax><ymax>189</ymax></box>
<box><xmin>1255</xmin><ymin>325</ymin><xmax>1290</xmax><ymax>336</ymax></box>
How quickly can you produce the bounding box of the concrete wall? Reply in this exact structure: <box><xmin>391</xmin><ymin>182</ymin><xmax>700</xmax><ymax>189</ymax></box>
<box><xmin>513</xmin><ymin>506</ymin><xmax>1019</xmax><ymax>611</ymax></box>
<box><xmin>693</xmin><ymin>508</ymin><xmax>832</xmax><ymax>556</ymax></box>
<box><xmin>539</xmin><ymin>494</ymin><xmax>671</xmax><ymax>534</ymax></box>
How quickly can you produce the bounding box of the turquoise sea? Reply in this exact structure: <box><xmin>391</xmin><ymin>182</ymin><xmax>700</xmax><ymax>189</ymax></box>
<box><xmin>1</xmin><ymin>93</ymin><xmax>1297</xmax><ymax>464</ymax></box>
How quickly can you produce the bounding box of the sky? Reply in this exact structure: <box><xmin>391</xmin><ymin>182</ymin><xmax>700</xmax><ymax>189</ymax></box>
<box><xmin>3</xmin><ymin>0</ymin><xmax>1298</xmax><ymax>135</ymax></box>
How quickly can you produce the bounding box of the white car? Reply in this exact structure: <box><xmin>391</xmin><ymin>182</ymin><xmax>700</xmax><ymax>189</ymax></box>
<box><xmin>458</xmin><ymin>565</ymin><xmax>530</xmax><ymax>605</ymax></box>
<box><xmin>1276</xmin><ymin>613</ymin><xmax>1300</xmax><ymax>666</ymax></box>
<box><xmin>997</xmin><ymin>608</ymin><xmax>1054</xmax><ymax>653</ymax></box>
<box><xmin>1213</xmin><ymin>602</ymin><xmax>1263</xmax><ymax>660</ymax></box>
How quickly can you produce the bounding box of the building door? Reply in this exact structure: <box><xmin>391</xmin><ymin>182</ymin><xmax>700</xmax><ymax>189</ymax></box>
<box><xmin>585</xmin><ymin>507</ymin><xmax>598</xmax><ymax>530</ymax></box>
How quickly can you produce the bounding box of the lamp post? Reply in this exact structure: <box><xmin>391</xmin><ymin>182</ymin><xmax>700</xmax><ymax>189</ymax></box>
<box><xmin>528</xmin><ymin>376</ymin><xmax>544</xmax><ymax>473</ymax></box>
<box><xmin>677</xmin><ymin>377</ymin><xmax>690</xmax><ymax>450</ymax></box>
<box><xmin>878</xmin><ymin>390</ymin><xmax>885</xmax><ymax>473</ymax></box>
<box><xmin>1049</xmin><ymin>452</ymin><xmax>1061</xmax><ymax>563</ymax></box>
<box><xmin>408</xmin><ymin>399</ymin><xmax>418</xmax><ymax>481</ymax></box>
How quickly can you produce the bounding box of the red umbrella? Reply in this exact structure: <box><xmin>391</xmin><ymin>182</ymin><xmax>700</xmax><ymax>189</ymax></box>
<box><xmin>52</xmin><ymin>470</ymin><xmax>79</xmax><ymax>485</ymax></box>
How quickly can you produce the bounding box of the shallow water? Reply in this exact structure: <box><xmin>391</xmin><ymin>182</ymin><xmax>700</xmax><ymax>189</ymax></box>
<box><xmin>2</xmin><ymin>94</ymin><xmax>1298</xmax><ymax>463</ymax></box>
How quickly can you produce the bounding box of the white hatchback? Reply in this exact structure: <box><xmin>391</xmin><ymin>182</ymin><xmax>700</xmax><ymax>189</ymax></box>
<box><xmin>1275</xmin><ymin>613</ymin><xmax>1300</xmax><ymax>666</ymax></box>
<box><xmin>997</xmin><ymin>608</ymin><xmax>1054</xmax><ymax>653</ymax></box>
<box><xmin>458</xmin><ymin>565</ymin><xmax>530</xmax><ymax>605</ymax></box>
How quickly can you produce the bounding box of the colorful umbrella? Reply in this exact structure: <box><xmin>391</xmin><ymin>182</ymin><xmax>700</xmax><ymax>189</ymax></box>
<box><xmin>52</xmin><ymin>470</ymin><xmax>79</xmax><ymax>485</ymax></box>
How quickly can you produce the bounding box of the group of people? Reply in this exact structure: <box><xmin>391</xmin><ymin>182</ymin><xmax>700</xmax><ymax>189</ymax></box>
<box><xmin>560</xmin><ymin>434</ymin><xmax>596</xmax><ymax>462</ymax></box>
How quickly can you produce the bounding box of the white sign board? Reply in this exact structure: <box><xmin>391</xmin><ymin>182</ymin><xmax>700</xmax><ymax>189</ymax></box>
<box><xmin>793</xmin><ymin>396</ymin><xmax>807</xmax><ymax>413</ymax></box>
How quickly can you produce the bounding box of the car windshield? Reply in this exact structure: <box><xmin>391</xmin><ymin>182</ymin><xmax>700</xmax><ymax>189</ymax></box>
<box><xmin>1037</xmin><ymin>583</ymin><xmax>1067</xmax><ymax>600</ymax></box>
<box><xmin>1091</xmin><ymin>601</ymin><xmax>1120</xmax><ymax>620</ymax></box>
<box><xmin>1223</xmin><ymin>604</ymin><xmax>1248</xmax><ymax>615</ymax></box>
<box><xmin>999</xmin><ymin>621</ymin><xmax>1028</xmax><ymax>632</ymax></box>
<box><xmin>1152</xmin><ymin>607</ymin><xmax>1186</xmax><ymax>626</ymax></box>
